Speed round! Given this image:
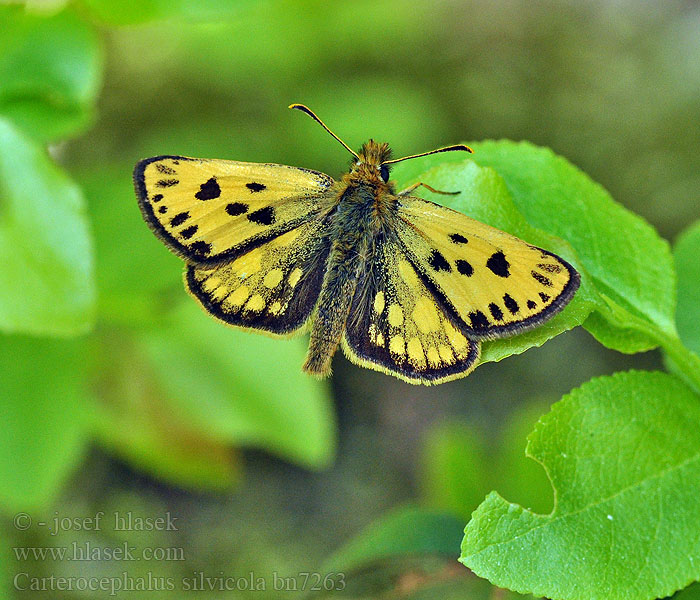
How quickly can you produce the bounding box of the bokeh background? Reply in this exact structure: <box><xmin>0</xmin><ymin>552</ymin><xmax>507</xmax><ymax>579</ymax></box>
<box><xmin>1</xmin><ymin>0</ymin><xmax>698</xmax><ymax>598</ymax></box>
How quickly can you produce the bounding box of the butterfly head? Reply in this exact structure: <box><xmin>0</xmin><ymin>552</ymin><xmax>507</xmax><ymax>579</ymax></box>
<box><xmin>353</xmin><ymin>140</ymin><xmax>393</xmax><ymax>184</ymax></box>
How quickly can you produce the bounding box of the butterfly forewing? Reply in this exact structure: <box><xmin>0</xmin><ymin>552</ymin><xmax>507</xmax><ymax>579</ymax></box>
<box><xmin>186</xmin><ymin>218</ymin><xmax>331</xmax><ymax>336</ymax></box>
<box><xmin>134</xmin><ymin>155</ymin><xmax>335</xmax><ymax>264</ymax></box>
<box><xmin>343</xmin><ymin>233</ymin><xmax>480</xmax><ymax>385</ymax></box>
<box><xmin>394</xmin><ymin>196</ymin><xmax>580</xmax><ymax>339</ymax></box>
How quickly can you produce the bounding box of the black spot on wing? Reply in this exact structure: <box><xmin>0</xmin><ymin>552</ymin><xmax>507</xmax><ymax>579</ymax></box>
<box><xmin>527</xmin><ymin>299</ymin><xmax>537</xmax><ymax>310</ymax></box>
<box><xmin>158</xmin><ymin>206</ymin><xmax>168</xmax><ymax>214</ymax></box>
<box><xmin>180</xmin><ymin>225</ymin><xmax>198</xmax><ymax>240</ymax></box>
<box><xmin>246</xmin><ymin>182</ymin><xmax>266</xmax><ymax>192</ymax></box>
<box><xmin>489</xmin><ymin>303</ymin><xmax>504</xmax><ymax>321</ymax></box>
<box><xmin>152</xmin><ymin>194</ymin><xmax>163</xmax><ymax>203</ymax></box>
<box><xmin>503</xmin><ymin>293</ymin><xmax>519</xmax><ymax>314</ymax></box>
<box><xmin>449</xmin><ymin>233</ymin><xmax>468</xmax><ymax>244</ymax></box>
<box><xmin>531</xmin><ymin>271</ymin><xmax>553</xmax><ymax>287</ymax></box>
<box><xmin>190</xmin><ymin>241</ymin><xmax>212</xmax><ymax>257</ymax></box>
<box><xmin>455</xmin><ymin>259</ymin><xmax>473</xmax><ymax>276</ymax></box>
<box><xmin>195</xmin><ymin>177</ymin><xmax>221</xmax><ymax>200</ymax></box>
<box><xmin>157</xmin><ymin>179</ymin><xmax>179</xmax><ymax>187</ymax></box>
<box><xmin>226</xmin><ymin>202</ymin><xmax>249</xmax><ymax>216</ymax></box>
<box><xmin>428</xmin><ymin>249</ymin><xmax>451</xmax><ymax>272</ymax></box>
<box><xmin>247</xmin><ymin>206</ymin><xmax>276</xmax><ymax>225</ymax></box>
<box><xmin>469</xmin><ymin>310</ymin><xmax>490</xmax><ymax>330</ymax></box>
<box><xmin>539</xmin><ymin>292</ymin><xmax>551</xmax><ymax>302</ymax></box>
<box><xmin>155</xmin><ymin>163</ymin><xmax>176</xmax><ymax>175</ymax></box>
<box><xmin>538</xmin><ymin>262</ymin><xmax>562</xmax><ymax>273</ymax></box>
<box><xmin>170</xmin><ymin>211</ymin><xmax>190</xmax><ymax>227</ymax></box>
<box><xmin>486</xmin><ymin>251</ymin><xmax>510</xmax><ymax>277</ymax></box>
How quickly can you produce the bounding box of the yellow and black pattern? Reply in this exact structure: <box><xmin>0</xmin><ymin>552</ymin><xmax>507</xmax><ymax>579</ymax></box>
<box><xmin>395</xmin><ymin>197</ymin><xmax>580</xmax><ymax>339</ymax></box>
<box><xmin>136</xmin><ymin>127</ymin><xmax>580</xmax><ymax>385</ymax></box>
<box><xmin>134</xmin><ymin>155</ymin><xmax>335</xmax><ymax>264</ymax></box>
<box><xmin>343</xmin><ymin>234</ymin><xmax>480</xmax><ymax>384</ymax></box>
<box><xmin>186</xmin><ymin>220</ymin><xmax>331</xmax><ymax>335</ymax></box>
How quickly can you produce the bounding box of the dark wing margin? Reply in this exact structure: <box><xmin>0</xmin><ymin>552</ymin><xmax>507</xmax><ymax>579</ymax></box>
<box><xmin>402</xmin><ymin>244</ymin><xmax>581</xmax><ymax>339</ymax></box>
<box><xmin>185</xmin><ymin>221</ymin><xmax>332</xmax><ymax>336</ymax></box>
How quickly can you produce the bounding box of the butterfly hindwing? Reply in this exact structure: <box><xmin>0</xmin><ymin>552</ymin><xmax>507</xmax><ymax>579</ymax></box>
<box><xmin>342</xmin><ymin>232</ymin><xmax>480</xmax><ymax>385</ymax></box>
<box><xmin>394</xmin><ymin>196</ymin><xmax>580</xmax><ymax>339</ymax></box>
<box><xmin>134</xmin><ymin>155</ymin><xmax>335</xmax><ymax>264</ymax></box>
<box><xmin>186</xmin><ymin>218</ymin><xmax>331</xmax><ymax>336</ymax></box>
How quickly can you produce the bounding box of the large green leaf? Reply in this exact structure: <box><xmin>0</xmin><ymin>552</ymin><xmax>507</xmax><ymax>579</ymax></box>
<box><xmin>136</xmin><ymin>300</ymin><xmax>336</xmax><ymax>469</ymax></box>
<box><xmin>461</xmin><ymin>371</ymin><xmax>700</xmax><ymax>600</ymax></box>
<box><xmin>0</xmin><ymin>118</ymin><xmax>95</xmax><ymax>336</ymax></box>
<box><xmin>0</xmin><ymin>6</ymin><xmax>101</xmax><ymax>142</ymax></box>
<box><xmin>0</xmin><ymin>335</ymin><xmax>90</xmax><ymax>512</ymax></box>
<box><xmin>468</xmin><ymin>142</ymin><xmax>675</xmax><ymax>339</ymax></box>
<box><xmin>675</xmin><ymin>583</ymin><xmax>700</xmax><ymax>600</ymax></box>
<box><xmin>674</xmin><ymin>220</ymin><xmax>700</xmax><ymax>356</ymax></box>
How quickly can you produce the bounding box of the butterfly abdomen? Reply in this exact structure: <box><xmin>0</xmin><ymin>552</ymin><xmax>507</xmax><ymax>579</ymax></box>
<box><xmin>303</xmin><ymin>185</ymin><xmax>377</xmax><ymax>376</ymax></box>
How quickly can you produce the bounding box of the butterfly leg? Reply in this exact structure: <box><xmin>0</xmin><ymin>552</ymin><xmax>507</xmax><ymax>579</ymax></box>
<box><xmin>398</xmin><ymin>182</ymin><xmax>460</xmax><ymax>196</ymax></box>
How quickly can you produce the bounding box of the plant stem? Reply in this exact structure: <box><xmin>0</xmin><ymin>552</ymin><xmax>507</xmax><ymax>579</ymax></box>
<box><xmin>654</xmin><ymin>330</ymin><xmax>700</xmax><ymax>396</ymax></box>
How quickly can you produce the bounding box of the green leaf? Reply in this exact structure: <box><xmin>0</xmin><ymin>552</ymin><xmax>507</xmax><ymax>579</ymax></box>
<box><xmin>466</xmin><ymin>141</ymin><xmax>676</xmax><ymax>351</ymax></box>
<box><xmin>396</xmin><ymin>159</ymin><xmax>596</xmax><ymax>365</ymax></box>
<box><xmin>324</xmin><ymin>505</ymin><xmax>464</xmax><ymax>574</ymax></box>
<box><xmin>419</xmin><ymin>421</ymin><xmax>489</xmax><ymax>521</ymax></box>
<box><xmin>79</xmin><ymin>0</ymin><xmax>254</xmax><ymax>25</ymax></box>
<box><xmin>0</xmin><ymin>118</ymin><xmax>95</xmax><ymax>336</ymax></box>
<box><xmin>0</xmin><ymin>6</ymin><xmax>101</xmax><ymax>142</ymax></box>
<box><xmin>90</xmin><ymin>329</ymin><xmax>240</xmax><ymax>491</ymax></box>
<box><xmin>394</xmin><ymin>141</ymin><xmax>676</xmax><ymax>354</ymax></box>
<box><xmin>675</xmin><ymin>583</ymin><xmax>700</xmax><ymax>600</ymax></box>
<box><xmin>0</xmin><ymin>335</ymin><xmax>90</xmax><ymax>512</ymax></box>
<box><xmin>461</xmin><ymin>371</ymin><xmax>700</xmax><ymax>600</ymax></box>
<box><xmin>674</xmin><ymin>220</ymin><xmax>700</xmax><ymax>356</ymax></box>
<box><xmin>136</xmin><ymin>300</ymin><xmax>336</xmax><ymax>470</ymax></box>
<box><xmin>579</xmin><ymin>311</ymin><xmax>660</xmax><ymax>354</ymax></box>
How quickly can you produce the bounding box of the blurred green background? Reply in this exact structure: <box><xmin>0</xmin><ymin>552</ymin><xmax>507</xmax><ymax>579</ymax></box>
<box><xmin>1</xmin><ymin>0</ymin><xmax>698</xmax><ymax>598</ymax></box>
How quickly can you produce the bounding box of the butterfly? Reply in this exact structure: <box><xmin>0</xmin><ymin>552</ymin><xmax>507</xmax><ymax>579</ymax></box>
<box><xmin>134</xmin><ymin>104</ymin><xmax>580</xmax><ymax>385</ymax></box>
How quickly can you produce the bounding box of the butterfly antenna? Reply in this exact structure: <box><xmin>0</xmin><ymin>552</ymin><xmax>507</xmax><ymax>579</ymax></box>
<box><xmin>382</xmin><ymin>144</ymin><xmax>473</xmax><ymax>165</ymax></box>
<box><xmin>289</xmin><ymin>104</ymin><xmax>359</xmax><ymax>160</ymax></box>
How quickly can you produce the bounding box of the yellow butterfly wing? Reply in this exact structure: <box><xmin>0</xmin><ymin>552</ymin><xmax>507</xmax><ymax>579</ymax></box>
<box><xmin>394</xmin><ymin>196</ymin><xmax>580</xmax><ymax>338</ymax></box>
<box><xmin>134</xmin><ymin>155</ymin><xmax>335</xmax><ymax>264</ymax></box>
<box><xmin>342</xmin><ymin>235</ymin><xmax>480</xmax><ymax>385</ymax></box>
<box><xmin>186</xmin><ymin>218</ymin><xmax>331</xmax><ymax>336</ymax></box>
